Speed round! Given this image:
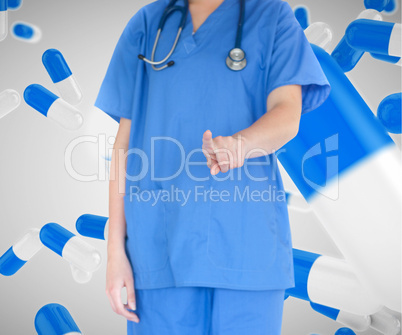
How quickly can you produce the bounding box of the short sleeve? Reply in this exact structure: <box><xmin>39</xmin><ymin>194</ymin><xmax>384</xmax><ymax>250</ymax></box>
<box><xmin>94</xmin><ymin>9</ymin><xmax>145</xmax><ymax>123</ymax></box>
<box><xmin>265</xmin><ymin>1</ymin><xmax>331</xmax><ymax>115</ymax></box>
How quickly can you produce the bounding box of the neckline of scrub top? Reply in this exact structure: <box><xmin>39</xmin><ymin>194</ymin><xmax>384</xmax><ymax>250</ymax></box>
<box><xmin>177</xmin><ymin>0</ymin><xmax>237</xmax><ymax>54</ymax></box>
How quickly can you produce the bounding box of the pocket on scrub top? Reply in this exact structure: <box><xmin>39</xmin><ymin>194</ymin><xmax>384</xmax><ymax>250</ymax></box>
<box><xmin>124</xmin><ymin>192</ymin><xmax>168</xmax><ymax>273</ymax></box>
<box><xmin>207</xmin><ymin>186</ymin><xmax>278</xmax><ymax>272</ymax></box>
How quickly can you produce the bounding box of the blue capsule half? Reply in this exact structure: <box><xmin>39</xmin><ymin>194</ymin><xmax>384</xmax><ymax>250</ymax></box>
<box><xmin>40</xmin><ymin>223</ymin><xmax>75</xmax><ymax>257</ymax></box>
<box><xmin>0</xmin><ymin>246</ymin><xmax>26</xmax><ymax>276</ymax></box>
<box><xmin>370</xmin><ymin>52</ymin><xmax>401</xmax><ymax>64</ymax></box>
<box><xmin>377</xmin><ymin>93</ymin><xmax>402</xmax><ymax>134</ymax></box>
<box><xmin>8</xmin><ymin>0</ymin><xmax>22</xmax><ymax>10</ymax></box>
<box><xmin>335</xmin><ymin>328</ymin><xmax>356</xmax><ymax>335</ymax></box>
<box><xmin>35</xmin><ymin>303</ymin><xmax>81</xmax><ymax>335</ymax></box>
<box><xmin>12</xmin><ymin>22</ymin><xmax>34</xmax><ymax>39</ymax></box>
<box><xmin>76</xmin><ymin>214</ymin><xmax>108</xmax><ymax>240</ymax></box>
<box><xmin>364</xmin><ymin>0</ymin><xmax>390</xmax><ymax>11</ymax></box>
<box><xmin>345</xmin><ymin>19</ymin><xmax>395</xmax><ymax>55</ymax></box>
<box><xmin>0</xmin><ymin>0</ymin><xmax>7</xmax><ymax>11</ymax></box>
<box><xmin>294</xmin><ymin>6</ymin><xmax>309</xmax><ymax>30</ymax></box>
<box><xmin>11</xmin><ymin>21</ymin><xmax>41</xmax><ymax>43</ymax></box>
<box><xmin>42</xmin><ymin>49</ymin><xmax>73</xmax><ymax>84</ymax></box>
<box><xmin>310</xmin><ymin>301</ymin><xmax>340</xmax><ymax>320</ymax></box>
<box><xmin>24</xmin><ymin>84</ymin><xmax>58</xmax><ymax>117</ymax></box>
<box><xmin>331</xmin><ymin>35</ymin><xmax>365</xmax><ymax>72</ymax></box>
<box><xmin>384</xmin><ymin>0</ymin><xmax>396</xmax><ymax>12</ymax></box>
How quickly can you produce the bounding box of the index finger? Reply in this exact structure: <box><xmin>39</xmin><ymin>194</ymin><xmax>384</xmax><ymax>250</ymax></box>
<box><xmin>202</xmin><ymin>130</ymin><xmax>215</xmax><ymax>153</ymax></box>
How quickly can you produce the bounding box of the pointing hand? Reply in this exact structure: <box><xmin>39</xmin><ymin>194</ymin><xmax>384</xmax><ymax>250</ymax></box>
<box><xmin>202</xmin><ymin>130</ymin><xmax>246</xmax><ymax>175</ymax></box>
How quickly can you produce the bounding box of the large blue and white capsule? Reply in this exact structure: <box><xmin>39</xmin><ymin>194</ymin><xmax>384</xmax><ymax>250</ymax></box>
<box><xmin>35</xmin><ymin>303</ymin><xmax>81</xmax><ymax>335</ymax></box>
<box><xmin>345</xmin><ymin>19</ymin><xmax>401</xmax><ymax>57</ymax></box>
<box><xmin>0</xmin><ymin>0</ymin><xmax>7</xmax><ymax>42</ymax></box>
<box><xmin>42</xmin><ymin>49</ymin><xmax>83</xmax><ymax>106</ymax></box>
<box><xmin>310</xmin><ymin>302</ymin><xmax>371</xmax><ymax>332</ymax></box>
<box><xmin>0</xmin><ymin>89</ymin><xmax>20</xmax><ymax>119</ymax></box>
<box><xmin>24</xmin><ymin>84</ymin><xmax>83</xmax><ymax>130</ymax></box>
<box><xmin>8</xmin><ymin>0</ymin><xmax>22</xmax><ymax>10</ymax></box>
<box><xmin>40</xmin><ymin>223</ymin><xmax>101</xmax><ymax>283</ymax></box>
<box><xmin>287</xmin><ymin>249</ymin><xmax>382</xmax><ymax>315</ymax></box>
<box><xmin>279</xmin><ymin>44</ymin><xmax>402</xmax><ymax>312</ymax></box>
<box><xmin>0</xmin><ymin>228</ymin><xmax>42</xmax><ymax>276</ymax></box>
<box><xmin>76</xmin><ymin>214</ymin><xmax>109</xmax><ymax>240</ymax></box>
<box><xmin>11</xmin><ymin>21</ymin><xmax>42</xmax><ymax>43</ymax></box>
<box><xmin>331</xmin><ymin>10</ymin><xmax>382</xmax><ymax>72</ymax></box>
<box><xmin>377</xmin><ymin>93</ymin><xmax>402</xmax><ymax>134</ymax></box>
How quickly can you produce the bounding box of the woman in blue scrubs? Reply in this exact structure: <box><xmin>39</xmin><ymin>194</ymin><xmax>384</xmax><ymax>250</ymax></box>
<box><xmin>95</xmin><ymin>0</ymin><xmax>330</xmax><ymax>334</ymax></box>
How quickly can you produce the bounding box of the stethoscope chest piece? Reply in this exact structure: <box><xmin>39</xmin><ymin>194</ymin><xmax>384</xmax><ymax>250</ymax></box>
<box><xmin>226</xmin><ymin>48</ymin><xmax>247</xmax><ymax>71</ymax></box>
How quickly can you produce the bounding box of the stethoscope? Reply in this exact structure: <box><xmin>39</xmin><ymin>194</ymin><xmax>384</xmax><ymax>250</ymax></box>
<box><xmin>138</xmin><ymin>0</ymin><xmax>246</xmax><ymax>71</ymax></box>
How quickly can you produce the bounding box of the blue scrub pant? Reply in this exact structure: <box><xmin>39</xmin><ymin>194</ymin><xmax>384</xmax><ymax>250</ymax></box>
<box><xmin>127</xmin><ymin>287</ymin><xmax>286</xmax><ymax>335</ymax></box>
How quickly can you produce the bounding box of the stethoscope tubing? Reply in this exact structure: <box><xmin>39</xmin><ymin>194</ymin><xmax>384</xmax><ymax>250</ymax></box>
<box><xmin>139</xmin><ymin>0</ymin><xmax>246</xmax><ymax>71</ymax></box>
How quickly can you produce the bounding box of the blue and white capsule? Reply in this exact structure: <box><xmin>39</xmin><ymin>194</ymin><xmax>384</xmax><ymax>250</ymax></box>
<box><xmin>0</xmin><ymin>0</ymin><xmax>7</xmax><ymax>42</ymax></box>
<box><xmin>42</xmin><ymin>49</ymin><xmax>83</xmax><ymax>106</ymax></box>
<box><xmin>310</xmin><ymin>302</ymin><xmax>371</xmax><ymax>332</ymax></box>
<box><xmin>40</xmin><ymin>223</ymin><xmax>101</xmax><ymax>283</ymax></box>
<box><xmin>76</xmin><ymin>214</ymin><xmax>109</xmax><ymax>240</ymax></box>
<box><xmin>293</xmin><ymin>5</ymin><xmax>310</xmax><ymax>30</ymax></box>
<box><xmin>35</xmin><ymin>303</ymin><xmax>81</xmax><ymax>335</ymax></box>
<box><xmin>24</xmin><ymin>84</ymin><xmax>83</xmax><ymax>130</ymax></box>
<box><xmin>279</xmin><ymin>44</ymin><xmax>402</xmax><ymax>312</ymax></box>
<box><xmin>345</xmin><ymin>19</ymin><xmax>401</xmax><ymax>57</ymax></box>
<box><xmin>0</xmin><ymin>89</ymin><xmax>20</xmax><ymax>119</ymax></box>
<box><xmin>0</xmin><ymin>228</ymin><xmax>42</xmax><ymax>276</ymax></box>
<box><xmin>8</xmin><ymin>0</ymin><xmax>22</xmax><ymax>10</ymax></box>
<box><xmin>377</xmin><ymin>93</ymin><xmax>402</xmax><ymax>134</ymax></box>
<box><xmin>11</xmin><ymin>21</ymin><xmax>42</xmax><ymax>43</ymax></box>
<box><xmin>287</xmin><ymin>249</ymin><xmax>382</xmax><ymax>315</ymax></box>
<box><xmin>331</xmin><ymin>10</ymin><xmax>382</xmax><ymax>72</ymax></box>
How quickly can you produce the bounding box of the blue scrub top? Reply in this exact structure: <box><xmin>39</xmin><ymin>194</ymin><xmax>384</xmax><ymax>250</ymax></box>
<box><xmin>95</xmin><ymin>0</ymin><xmax>330</xmax><ymax>290</ymax></box>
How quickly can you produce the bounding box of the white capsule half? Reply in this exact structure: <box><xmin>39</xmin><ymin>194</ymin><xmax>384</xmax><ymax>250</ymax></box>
<box><xmin>309</xmin><ymin>145</ymin><xmax>402</xmax><ymax>312</ymax></box>
<box><xmin>307</xmin><ymin>255</ymin><xmax>383</xmax><ymax>315</ymax></box>
<box><xmin>0</xmin><ymin>89</ymin><xmax>20</xmax><ymax>119</ymax></box>
<box><xmin>337</xmin><ymin>311</ymin><xmax>371</xmax><ymax>332</ymax></box>
<box><xmin>13</xmin><ymin>228</ymin><xmax>42</xmax><ymax>261</ymax></box>
<box><xmin>369</xmin><ymin>306</ymin><xmax>401</xmax><ymax>335</ymax></box>
<box><xmin>0</xmin><ymin>3</ymin><xmax>7</xmax><ymax>42</ymax></box>
<box><xmin>304</xmin><ymin>22</ymin><xmax>333</xmax><ymax>52</ymax></box>
<box><xmin>62</xmin><ymin>236</ymin><xmax>101</xmax><ymax>273</ymax></box>
<box><xmin>48</xmin><ymin>98</ymin><xmax>83</xmax><ymax>130</ymax></box>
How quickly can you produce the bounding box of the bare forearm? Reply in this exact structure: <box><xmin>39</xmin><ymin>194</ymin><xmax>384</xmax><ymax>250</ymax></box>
<box><xmin>107</xmin><ymin>118</ymin><xmax>131</xmax><ymax>256</ymax></box>
<box><xmin>108</xmin><ymin>150</ymin><xmax>126</xmax><ymax>255</ymax></box>
<box><xmin>235</xmin><ymin>102</ymin><xmax>300</xmax><ymax>159</ymax></box>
